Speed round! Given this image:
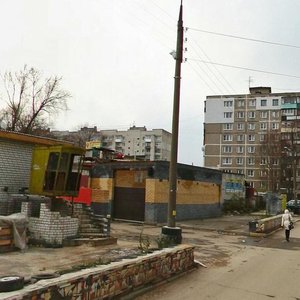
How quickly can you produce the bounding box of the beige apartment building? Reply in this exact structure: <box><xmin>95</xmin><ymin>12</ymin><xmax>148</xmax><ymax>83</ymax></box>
<box><xmin>101</xmin><ymin>126</ymin><xmax>171</xmax><ymax>161</ymax></box>
<box><xmin>204</xmin><ymin>87</ymin><xmax>300</xmax><ymax>198</ymax></box>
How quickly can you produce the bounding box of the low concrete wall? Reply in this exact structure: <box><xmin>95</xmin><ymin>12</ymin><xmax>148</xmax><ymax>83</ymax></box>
<box><xmin>249</xmin><ymin>215</ymin><xmax>282</xmax><ymax>236</ymax></box>
<box><xmin>2</xmin><ymin>245</ymin><xmax>195</xmax><ymax>300</ymax></box>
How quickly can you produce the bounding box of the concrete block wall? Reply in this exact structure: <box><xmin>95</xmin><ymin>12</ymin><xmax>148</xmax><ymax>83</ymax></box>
<box><xmin>3</xmin><ymin>245</ymin><xmax>195</xmax><ymax>300</ymax></box>
<box><xmin>24</xmin><ymin>203</ymin><xmax>79</xmax><ymax>245</ymax></box>
<box><xmin>145</xmin><ymin>178</ymin><xmax>222</xmax><ymax>222</ymax></box>
<box><xmin>0</xmin><ymin>140</ymin><xmax>33</xmax><ymax>206</ymax></box>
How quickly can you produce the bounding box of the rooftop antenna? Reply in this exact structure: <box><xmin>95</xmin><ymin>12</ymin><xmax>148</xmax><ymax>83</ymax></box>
<box><xmin>248</xmin><ymin>76</ymin><xmax>253</xmax><ymax>88</ymax></box>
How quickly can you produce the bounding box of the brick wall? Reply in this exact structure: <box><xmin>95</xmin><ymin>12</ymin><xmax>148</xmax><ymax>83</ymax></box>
<box><xmin>2</xmin><ymin>245</ymin><xmax>195</xmax><ymax>300</ymax></box>
<box><xmin>0</xmin><ymin>140</ymin><xmax>34</xmax><ymax>214</ymax></box>
<box><xmin>24</xmin><ymin>203</ymin><xmax>79</xmax><ymax>246</ymax></box>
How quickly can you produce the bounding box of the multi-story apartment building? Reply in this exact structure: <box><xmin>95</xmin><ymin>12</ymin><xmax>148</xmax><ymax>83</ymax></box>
<box><xmin>204</xmin><ymin>87</ymin><xmax>300</xmax><ymax>199</ymax></box>
<box><xmin>52</xmin><ymin>126</ymin><xmax>172</xmax><ymax>161</ymax></box>
<box><xmin>101</xmin><ymin>126</ymin><xmax>171</xmax><ymax>161</ymax></box>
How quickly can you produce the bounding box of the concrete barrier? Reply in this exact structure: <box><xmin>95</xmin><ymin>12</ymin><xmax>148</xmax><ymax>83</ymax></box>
<box><xmin>249</xmin><ymin>215</ymin><xmax>282</xmax><ymax>237</ymax></box>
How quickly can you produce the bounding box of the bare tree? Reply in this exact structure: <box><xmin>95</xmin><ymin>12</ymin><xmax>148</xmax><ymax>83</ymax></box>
<box><xmin>0</xmin><ymin>66</ymin><xmax>70</xmax><ymax>134</ymax></box>
<box><xmin>51</xmin><ymin>125</ymin><xmax>101</xmax><ymax>148</ymax></box>
<box><xmin>71</xmin><ymin>126</ymin><xmax>101</xmax><ymax>148</ymax></box>
<box><xmin>258</xmin><ymin>130</ymin><xmax>282</xmax><ymax>193</ymax></box>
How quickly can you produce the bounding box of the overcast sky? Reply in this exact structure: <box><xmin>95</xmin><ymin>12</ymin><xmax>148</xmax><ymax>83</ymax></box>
<box><xmin>1</xmin><ymin>0</ymin><xmax>300</xmax><ymax>166</ymax></box>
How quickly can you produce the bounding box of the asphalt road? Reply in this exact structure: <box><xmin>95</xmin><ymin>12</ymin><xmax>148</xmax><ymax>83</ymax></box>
<box><xmin>136</xmin><ymin>223</ymin><xmax>300</xmax><ymax>300</ymax></box>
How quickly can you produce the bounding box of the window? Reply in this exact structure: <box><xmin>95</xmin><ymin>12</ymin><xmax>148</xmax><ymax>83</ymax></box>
<box><xmin>44</xmin><ymin>152</ymin><xmax>60</xmax><ymax>191</ymax></box>
<box><xmin>260</xmin><ymin>123</ymin><xmax>267</xmax><ymax>130</ymax></box>
<box><xmin>237</xmin><ymin>100</ymin><xmax>244</xmax><ymax>107</ymax></box>
<box><xmin>248</xmin><ymin>158</ymin><xmax>255</xmax><ymax>165</ymax></box>
<box><xmin>248</xmin><ymin>111</ymin><xmax>256</xmax><ymax>119</ymax></box>
<box><xmin>272</xmin><ymin>99</ymin><xmax>279</xmax><ymax>106</ymax></box>
<box><xmin>223</xmin><ymin>146</ymin><xmax>232</xmax><ymax>153</ymax></box>
<box><xmin>282</xmin><ymin>97</ymin><xmax>297</xmax><ymax>104</ymax></box>
<box><xmin>247</xmin><ymin>170</ymin><xmax>254</xmax><ymax>177</ymax></box>
<box><xmin>260</xmin><ymin>181</ymin><xmax>267</xmax><ymax>188</ymax></box>
<box><xmin>237</xmin><ymin>169</ymin><xmax>244</xmax><ymax>175</ymax></box>
<box><xmin>274</xmin><ymin>134</ymin><xmax>280</xmax><ymax>141</ymax></box>
<box><xmin>222</xmin><ymin>158</ymin><xmax>232</xmax><ymax>165</ymax></box>
<box><xmin>248</xmin><ymin>134</ymin><xmax>255</xmax><ymax>142</ymax></box>
<box><xmin>224</xmin><ymin>100</ymin><xmax>233</xmax><ymax>107</ymax></box>
<box><xmin>260</xmin><ymin>170</ymin><xmax>268</xmax><ymax>177</ymax></box>
<box><xmin>272</xmin><ymin>123</ymin><xmax>279</xmax><ymax>130</ymax></box>
<box><xmin>248</xmin><ymin>146</ymin><xmax>255</xmax><ymax>153</ymax></box>
<box><xmin>259</xmin><ymin>134</ymin><xmax>266</xmax><ymax>141</ymax></box>
<box><xmin>272</xmin><ymin>158</ymin><xmax>279</xmax><ymax>165</ymax></box>
<box><xmin>260</xmin><ymin>111</ymin><xmax>268</xmax><ymax>118</ymax></box>
<box><xmin>248</xmin><ymin>123</ymin><xmax>255</xmax><ymax>130</ymax></box>
<box><xmin>237</xmin><ymin>111</ymin><xmax>245</xmax><ymax>119</ymax></box>
<box><xmin>223</xmin><ymin>123</ymin><xmax>233</xmax><ymax>130</ymax></box>
<box><xmin>224</xmin><ymin>112</ymin><xmax>233</xmax><ymax>118</ymax></box>
<box><xmin>223</xmin><ymin>134</ymin><xmax>233</xmax><ymax>141</ymax></box>
<box><xmin>260</xmin><ymin>158</ymin><xmax>267</xmax><ymax>165</ymax></box>
<box><xmin>236</xmin><ymin>146</ymin><xmax>244</xmax><ymax>153</ymax></box>
<box><xmin>281</xmin><ymin>133</ymin><xmax>291</xmax><ymax>140</ymax></box>
<box><xmin>282</xmin><ymin>109</ymin><xmax>295</xmax><ymax>116</ymax></box>
<box><xmin>249</xmin><ymin>99</ymin><xmax>256</xmax><ymax>107</ymax></box>
<box><xmin>236</xmin><ymin>158</ymin><xmax>243</xmax><ymax>165</ymax></box>
<box><xmin>271</xmin><ymin>111</ymin><xmax>280</xmax><ymax>118</ymax></box>
<box><xmin>261</xmin><ymin>99</ymin><xmax>267</xmax><ymax>106</ymax></box>
<box><xmin>237</xmin><ymin>123</ymin><xmax>244</xmax><ymax>130</ymax></box>
<box><xmin>237</xmin><ymin>135</ymin><xmax>244</xmax><ymax>142</ymax></box>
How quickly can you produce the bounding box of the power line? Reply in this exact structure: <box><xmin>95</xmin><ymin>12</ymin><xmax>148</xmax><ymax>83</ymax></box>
<box><xmin>183</xmin><ymin>47</ymin><xmax>225</xmax><ymax>94</ymax></box>
<box><xmin>146</xmin><ymin>1</ymin><xmax>234</xmax><ymax>94</ymax></box>
<box><xmin>187</xmin><ymin>40</ymin><xmax>235</xmax><ymax>94</ymax></box>
<box><xmin>186</xmin><ymin>27</ymin><xmax>300</xmax><ymax>49</ymax></box>
<box><xmin>186</xmin><ymin>58</ymin><xmax>300</xmax><ymax>79</ymax></box>
<box><xmin>149</xmin><ymin>0</ymin><xmax>176</xmax><ymax>23</ymax></box>
<box><xmin>116</xmin><ymin>2</ymin><xmax>175</xmax><ymax>51</ymax></box>
<box><xmin>186</xmin><ymin>61</ymin><xmax>218</xmax><ymax>94</ymax></box>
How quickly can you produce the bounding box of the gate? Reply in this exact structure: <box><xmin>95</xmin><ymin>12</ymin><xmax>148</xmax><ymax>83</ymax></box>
<box><xmin>113</xmin><ymin>187</ymin><xmax>145</xmax><ymax>221</ymax></box>
<box><xmin>113</xmin><ymin>170</ymin><xmax>146</xmax><ymax>221</ymax></box>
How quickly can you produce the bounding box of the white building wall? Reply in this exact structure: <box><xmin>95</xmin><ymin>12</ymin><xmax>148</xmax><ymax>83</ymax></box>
<box><xmin>205</xmin><ymin>97</ymin><xmax>234</xmax><ymax>124</ymax></box>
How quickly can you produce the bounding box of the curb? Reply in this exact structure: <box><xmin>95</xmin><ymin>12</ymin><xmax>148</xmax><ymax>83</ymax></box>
<box><xmin>179</xmin><ymin>224</ymin><xmax>249</xmax><ymax>237</ymax></box>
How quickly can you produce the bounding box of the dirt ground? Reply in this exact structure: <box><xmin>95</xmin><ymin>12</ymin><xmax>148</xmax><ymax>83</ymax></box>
<box><xmin>0</xmin><ymin>215</ymin><xmax>262</xmax><ymax>279</ymax></box>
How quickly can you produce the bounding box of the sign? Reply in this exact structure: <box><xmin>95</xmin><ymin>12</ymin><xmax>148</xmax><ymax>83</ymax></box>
<box><xmin>85</xmin><ymin>140</ymin><xmax>101</xmax><ymax>150</ymax></box>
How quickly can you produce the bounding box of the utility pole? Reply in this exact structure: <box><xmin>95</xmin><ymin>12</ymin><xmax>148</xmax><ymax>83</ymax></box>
<box><xmin>161</xmin><ymin>0</ymin><xmax>183</xmax><ymax>244</ymax></box>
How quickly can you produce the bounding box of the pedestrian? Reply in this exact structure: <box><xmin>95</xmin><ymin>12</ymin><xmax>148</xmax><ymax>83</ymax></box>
<box><xmin>281</xmin><ymin>209</ymin><xmax>293</xmax><ymax>242</ymax></box>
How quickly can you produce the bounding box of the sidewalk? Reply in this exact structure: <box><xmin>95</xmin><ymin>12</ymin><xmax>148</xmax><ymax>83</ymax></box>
<box><xmin>178</xmin><ymin>214</ymin><xmax>262</xmax><ymax>236</ymax></box>
<box><xmin>177</xmin><ymin>213</ymin><xmax>300</xmax><ymax>237</ymax></box>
